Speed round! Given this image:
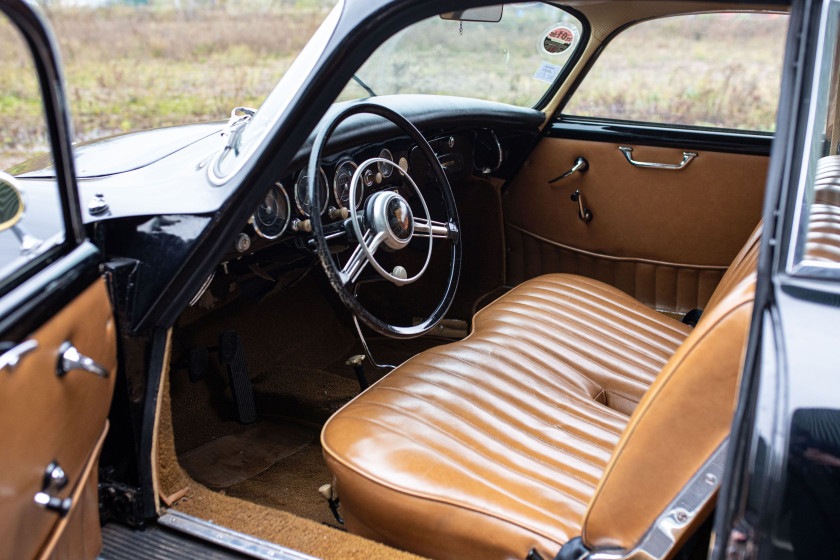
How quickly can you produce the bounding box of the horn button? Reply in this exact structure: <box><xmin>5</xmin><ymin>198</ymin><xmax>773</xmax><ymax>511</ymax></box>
<box><xmin>387</xmin><ymin>197</ymin><xmax>413</xmax><ymax>241</ymax></box>
<box><xmin>368</xmin><ymin>191</ymin><xmax>415</xmax><ymax>250</ymax></box>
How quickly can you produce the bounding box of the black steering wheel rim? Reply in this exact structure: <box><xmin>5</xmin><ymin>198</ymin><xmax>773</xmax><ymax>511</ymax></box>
<box><xmin>308</xmin><ymin>102</ymin><xmax>461</xmax><ymax>339</ymax></box>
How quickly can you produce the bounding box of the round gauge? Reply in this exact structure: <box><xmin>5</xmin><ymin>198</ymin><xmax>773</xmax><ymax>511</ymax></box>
<box><xmin>252</xmin><ymin>182</ymin><xmax>290</xmax><ymax>239</ymax></box>
<box><xmin>295</xmin><ymin>167</ymin><xmax>329</xmax><ymax>216</ymax></box>
<box><xmin>333</xmin><ymin>160</ymin><xmax>363</xmax><ymax>209</ymax></box>
<box><xmin>398</xmin><ymin>157</ymin><xmax>409</xmax><ymax>175</ymax></box>
<box><xmin>378</xmin><ymin>149</ymin><xmax>394</xmax><ymax>178</ymax></box>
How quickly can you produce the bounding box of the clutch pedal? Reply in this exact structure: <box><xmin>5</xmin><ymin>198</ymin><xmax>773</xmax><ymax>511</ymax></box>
<box><xmin>219</xmin><ymin>331</ymin><xmax>257</xmax><ymax>424</ymax></box>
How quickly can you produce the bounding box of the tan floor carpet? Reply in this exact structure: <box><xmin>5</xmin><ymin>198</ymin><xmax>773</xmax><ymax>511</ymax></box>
<box><xmin>157</xmin><ymin>374</ymin><xmax>426</xmax><ymax>560</ymax></box>
<box><xmin>179</xmin><ymin>420</ymin><xmax>314</xmax><ymax>489</ymax></box>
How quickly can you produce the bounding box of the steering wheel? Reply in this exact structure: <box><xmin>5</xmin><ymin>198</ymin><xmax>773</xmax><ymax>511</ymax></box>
<box><xmin>308</xmin><ymin>103</ymin><xmax>461</xmax><ymax>339</ymax></box>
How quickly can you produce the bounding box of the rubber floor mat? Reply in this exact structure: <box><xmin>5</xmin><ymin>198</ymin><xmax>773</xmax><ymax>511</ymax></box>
<box><xmin>178</xmin><ymin>421</ymin><xmax>314</xmax><ymax>488</ymax></box>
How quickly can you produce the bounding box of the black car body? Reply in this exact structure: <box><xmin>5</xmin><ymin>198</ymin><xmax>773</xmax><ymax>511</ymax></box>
<box><xmin>0</xmin><ymin>0</ymin><xmax>837</xmax><ymax>559</ymax></box>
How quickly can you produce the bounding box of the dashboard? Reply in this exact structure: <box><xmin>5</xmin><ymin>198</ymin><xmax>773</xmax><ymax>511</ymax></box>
<box><xmin>236</xmin><ymin>130</ymin><xmax>501</xmax><ymax>256</ymax></box>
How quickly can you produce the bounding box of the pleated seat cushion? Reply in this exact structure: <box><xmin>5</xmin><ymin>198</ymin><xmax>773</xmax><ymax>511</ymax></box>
<box><xmin>321</xmin><ymin>274</ymin><xmax>691</xmax><ymax>560</ymax></box>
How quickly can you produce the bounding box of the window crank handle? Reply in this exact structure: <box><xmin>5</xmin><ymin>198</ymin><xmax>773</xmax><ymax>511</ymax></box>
<box><xmin>549</xmin><ymin>157</ymin><xmax>588</xmax><ymax>183</ymax></box>
<box><xmin>571</xmin><ymin>190</ymin><xmax>593</xmax><ymax>223</ymax></box>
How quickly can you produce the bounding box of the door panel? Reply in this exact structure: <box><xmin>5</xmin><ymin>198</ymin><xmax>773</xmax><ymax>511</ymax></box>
<box><xmin>0</xmin><ymin>278</ymin><xmax>116</xmax><ymax>560</ymax></box>
<box><xmin>503</xmin><ymin>137</ymin><xmax>768</xmax><ymax>311</ymax></box>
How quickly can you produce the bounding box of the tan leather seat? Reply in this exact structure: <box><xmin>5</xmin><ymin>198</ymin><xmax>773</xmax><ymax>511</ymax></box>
<box><xmin>322</xmin><ymin>226</ymin><xmax>762</xmax><ymax>560</ymax></box>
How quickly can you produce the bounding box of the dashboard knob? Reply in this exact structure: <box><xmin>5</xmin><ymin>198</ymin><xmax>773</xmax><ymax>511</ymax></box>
<box><xmin>235</xmin><ymin>233</ymin><xmax>251</xmax><ymax>253</ymax></box>
<box><xmin>329</xmin><ymin>207</ymin><xmax>349</xmax><ymax>220</ymax></box>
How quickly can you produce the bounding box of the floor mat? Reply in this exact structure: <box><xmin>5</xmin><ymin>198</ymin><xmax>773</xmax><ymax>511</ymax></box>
<box><xmin>225</xmin><ymin>441</ymin><xmax>337</xmax><ymax>526</ymax></box>
<box><xmin>178</xmin><ymin>421</ymin><xmax>314</xmax><ymax>488</ymax></box>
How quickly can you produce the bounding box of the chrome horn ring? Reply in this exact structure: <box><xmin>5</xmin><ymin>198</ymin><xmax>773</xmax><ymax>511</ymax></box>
<box><xmin>342</xmin><ymin>157</ymin><xmax>433</xmax><ymax>286</ymax></box>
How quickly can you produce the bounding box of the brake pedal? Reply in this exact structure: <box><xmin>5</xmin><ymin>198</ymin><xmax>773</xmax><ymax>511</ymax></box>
<box><xmin>187</xmin><ymin>347</ymin><xmax>209</xmax><ymax>383</ymax></box>
<box><xmin>219</xmin><ymin>331</ymin><xmax>257</xmax><ymax>424</ymax></box>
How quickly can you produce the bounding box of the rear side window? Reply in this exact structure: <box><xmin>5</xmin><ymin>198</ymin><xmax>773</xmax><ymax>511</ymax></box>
<box><xmin>563</xmin><ymin>13</ymin><xmax>788</xmax><ymax>132</ymax></box>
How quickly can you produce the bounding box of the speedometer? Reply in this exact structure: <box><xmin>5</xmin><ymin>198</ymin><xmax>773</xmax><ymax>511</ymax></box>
<box><xmin>251</xmin><ymin>182</ymin><xmax>290</xmax><ymax>239</ymax></box>
<box><xmin>294</xmin><ymin>167</ymin><xmax>329</xmax><ymax>216</ymax></box>
<box><xmin>378</xmin><ymin>148</ymin><xmax>394</xmax><ymax>178</ymax></box>
<box><xmin>334</xmin><ymin>160</ymin><xmax>363</xmax><ymax>209</ymax></box>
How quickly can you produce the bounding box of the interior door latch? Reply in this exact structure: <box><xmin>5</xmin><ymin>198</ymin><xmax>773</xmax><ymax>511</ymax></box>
<box><xmin>548</xmin><ymin>157</ymin><xmax>588</xmax><ymax>183</ymax></box>
<box><xmin>548</xmin><ymin>157</ymin><xmax>592</xmax><ymax>223</ymax></box>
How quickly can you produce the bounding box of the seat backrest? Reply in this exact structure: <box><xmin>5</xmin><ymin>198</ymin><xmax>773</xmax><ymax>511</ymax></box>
<box><xmin>579</xmin><ymin>207</ymin><xmax>762</xmax><ymax>553</ymax></box>
<box><xmin>580</xmin><ymin>271</ymin><xmax>755</xmax><ymax>553</ymax></box>
<box><xmin>702</xmin><ymin>222</ymin><xmax>761</xmax><ymax>317</ymax></box>
<box><xmin>582</xmin><ymin>154</ymin><xmax>840</xmax><ymax>556</ymax></box>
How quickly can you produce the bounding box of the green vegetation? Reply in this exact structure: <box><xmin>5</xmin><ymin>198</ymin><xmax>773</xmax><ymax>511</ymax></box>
<box><xmin>1</xmin><ymin>5</ymin><xmax>787</xmax><ymax>172</ymax></box>
<box><xmin>0</xmin><ymin>3</ymin><xmax>330</xmax><ymax>169</ymax></box>
<box><xmin>565</xmin><ymin>14</ymin><xmax>787</xmax><ymax>132</ymax></box>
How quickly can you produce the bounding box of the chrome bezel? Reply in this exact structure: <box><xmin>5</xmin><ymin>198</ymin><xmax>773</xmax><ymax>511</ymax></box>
<box><xmin>333</xmin><ymin>160</ymin><xmax>361</xmax><ymax>209</ymax></box>
<box><xmin>378</xmin><ymin>148</ymin><xmax>394</xmax><ymax>178</ymax></box>
<box><xmin>362</xmin><ymin>168</ymin><xmax>375</xmax><ymax>188</ymax></box>
<box><xmin>295</xmin><ymin>167</ymin><xmax>329</xmax><ymax>216</ymax></box>
<box><xmin>251</xmin><ymin>182</ymin><xmax>291</xmax><ymax>240</ymax></box>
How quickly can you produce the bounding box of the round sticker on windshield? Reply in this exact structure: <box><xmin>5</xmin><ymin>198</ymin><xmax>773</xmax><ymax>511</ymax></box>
<box><xmin>541</xmin><ymin>24</ymin><xmax>575</xmax><ymax>55</ymax></box>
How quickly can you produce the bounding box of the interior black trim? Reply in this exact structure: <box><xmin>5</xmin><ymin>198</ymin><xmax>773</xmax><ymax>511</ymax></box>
<box><xmin>549</xmin><ymin>117</ymin><xmax>773</xmax><ymax>156</ymax></box>
<box><xmin>0</xmin><ymin>241</ymin><xmax>101</xmax><ymax>341</ymax></box>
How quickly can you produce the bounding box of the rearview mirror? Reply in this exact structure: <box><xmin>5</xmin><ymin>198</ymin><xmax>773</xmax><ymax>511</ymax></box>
<box><xmin>440</xmin><ymin>6</ymin><xmax>503</xmax><ymax>23</ymax></box>
<box><xmin>0</xmin><ymin>172</ymin><xmax>24</xmax><ymax>232</ymax></box>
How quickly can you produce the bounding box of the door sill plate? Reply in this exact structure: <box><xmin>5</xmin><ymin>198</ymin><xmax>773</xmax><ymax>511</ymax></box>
<box><xmin>158</xmin><ymin>510</ymin><xmax>321</xmax><ymax>560</ymax></box>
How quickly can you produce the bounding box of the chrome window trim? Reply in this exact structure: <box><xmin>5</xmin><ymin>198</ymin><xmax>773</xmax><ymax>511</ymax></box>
<box><xmin>207</xmin><ymin>0</ymin><xmax>344</xmax><ymax>186</ymax></box>
<box><xmin>786</xmin><ymin>0</ymin><xmax>839</xmax><ymax>276</ymax></box>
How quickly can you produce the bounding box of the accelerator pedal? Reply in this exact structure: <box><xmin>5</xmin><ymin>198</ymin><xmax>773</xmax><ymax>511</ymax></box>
<box><xmin>219</xmin><ymin>331</ymin><xmax>257</xmax><ymax>424</ymax></box>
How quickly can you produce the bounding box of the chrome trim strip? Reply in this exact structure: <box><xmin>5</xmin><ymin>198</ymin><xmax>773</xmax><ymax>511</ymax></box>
<box><xmin>588</xmin><ymin>439</ymin><xmax>728</xmax><ymax>560</ymax></box>
<box><xmin>158</xmin><ymin>511</ymin><xmax>321</xmax><ymax>560</ymax></box>
<box><xmin>505</xmin><ymin>224</ymin><xmax>728</xmax><ymax>270</ymax></box>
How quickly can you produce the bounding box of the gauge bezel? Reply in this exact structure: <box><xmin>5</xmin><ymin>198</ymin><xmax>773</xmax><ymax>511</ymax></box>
<box><xmin>295</xmin><ymin>167</ymin><xmax>329</xmax><ymax>216</ymax></box>
<box><xmin>378</xmin><ymin>148</ymin><xmax>395</xmax><ymax>178</ymax></box>
<box><xmin>251</xmin><ymin>182</ymin><xmax>291</xmax><ymax>240</ymax></box>
<box><xmin>333</xmin><ymin>159</ymin><xmax>362</xmax><ymax>209</ymax></box>
<box><xmin>362</xmin><ymin>168</ymin><xmax>375</xmax><ymax>188</ymax></box>
<box><xmin>398</xmin><ymin>156</ymin><xmax>409</xmax><ymax>176</ymax></box>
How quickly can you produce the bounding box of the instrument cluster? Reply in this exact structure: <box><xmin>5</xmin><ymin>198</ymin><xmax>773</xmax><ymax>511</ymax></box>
<box><xmin>249</xmin><ymin>144</ymin><xmax>412</xmax><ymax>242</ymax></box>
<box><xmin>239</xmin><ymin>131</ymin><xmax>474</xmax><ymax>259</ymax></box>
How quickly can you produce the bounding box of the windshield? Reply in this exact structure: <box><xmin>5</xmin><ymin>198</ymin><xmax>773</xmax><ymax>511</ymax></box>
<box><xmin>336</xmin><ymin>3</ymin><xmax>583</xmax><ymax>108</ymax></box>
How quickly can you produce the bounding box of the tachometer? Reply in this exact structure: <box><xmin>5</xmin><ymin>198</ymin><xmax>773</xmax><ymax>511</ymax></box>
<box><xmin>334</xmin><ymin>160</ymin><xmax>363</xmax><ymax>209</ymax></box>
<box><xmin>378</xmin><ymin>148</ymin><xmax>394</xmax><ymax>178</ymax></box>
<box><xmin>294</xmin><ymin>167</ymin><xmax>329</xmax><ymax>216</ymax></box>
<box><xmin>251</xmin><ymin>182</ymin><xmax>290</xmax><ymax>239</ymax></box>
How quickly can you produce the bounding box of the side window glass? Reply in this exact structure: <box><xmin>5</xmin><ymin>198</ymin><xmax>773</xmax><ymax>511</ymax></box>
<box><xmin>0</xmin><ymin>12</ymin><xmax>66</xmax><ymax>291</ymax></box>
<box><xmin>563</xmin><ymin>13</ymin><xmax>788</xmax><ymax>132</ymax></box>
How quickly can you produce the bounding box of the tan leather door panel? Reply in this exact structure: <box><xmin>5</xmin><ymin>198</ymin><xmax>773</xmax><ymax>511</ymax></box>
<box><xmin>0</xmin><ymin>278</ymin><xmax>117</xmax><ymax>560</ymax></box>
<box><xmin>503</xmin><ymin>137</ymin><xmax>767</xmax><ymax>312</ymax></box>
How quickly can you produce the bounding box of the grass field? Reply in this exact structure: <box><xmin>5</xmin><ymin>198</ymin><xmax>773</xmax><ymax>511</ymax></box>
<box><xmin>0</xmin><ymin>3</ymin><xmax>330</xmax><ymax>170</ymax></box>
<box><xmin>0</xmin><ymin>4</ymin><xmax>787</xmax><ymax>172</ymax></box>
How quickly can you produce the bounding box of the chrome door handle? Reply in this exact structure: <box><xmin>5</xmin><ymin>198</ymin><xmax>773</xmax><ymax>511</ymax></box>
<box><xmin>0</xmin><ymin>339</ymin><xmax>38</xmax><ymax>372</ymax></box>
<box><xmin>618</xmin><ymin>146</ymin><xmax>697</xmax><ymax>170</ymax></box>
<box><xmin>56</xmin><ymin>341</ymin><xmax>109</xmax><ymax>378</ymax></box>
